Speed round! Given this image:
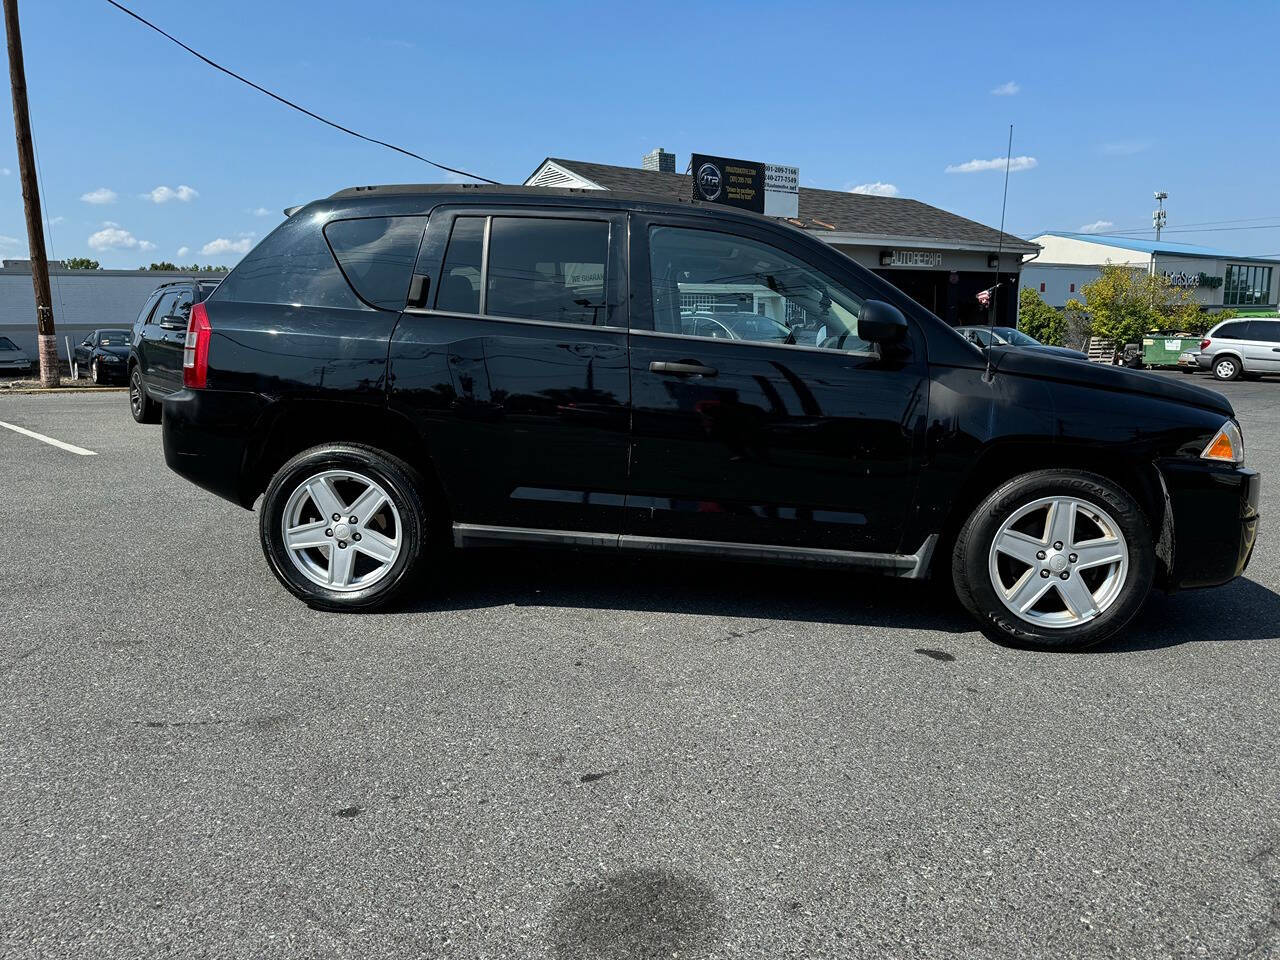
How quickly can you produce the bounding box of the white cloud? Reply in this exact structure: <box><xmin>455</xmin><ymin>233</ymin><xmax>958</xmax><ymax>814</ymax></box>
<box><xmin>1</xmin><ymin>167</ymin><xmax>10</xmax><ymax>175</ymax></box>
<box><xmin>201</xmin><ymin>236</ymin><xmax>253</xmax><ymax>256</ymax></box>
<box><xmin>81</xmin><ymin>187</ymin><xmax>117</xmax><ymax>204</ymax></box>
<box><xmin>87</xmin><ymin>225</ymin><xmax>153</xmax><ymax>251</ymax></box>
<box><xmin>49</xmin><ymin>215</ymin><xmax>65</xmax><ymax>226</ymax></box>
<box><xmin>991</xmin><ymin>81</ymin><xmax>1020</xmax><ymax>96</ymax></box>
<box><xmin>145</xmin><ymin>184</ymin><xmax>199</xmax><ymax>203</ymax></box>
<box><xmin>251</xmin><ymin>207</ymin><xmax>273</xmax><ymax>216</ymax></box>
<box><xmin>945</xmin><ymin>156</ymin><xmax>1038</xmax><ymax>174</ymax></box>
<box><xmin>0</xmin><ymin>234</ymin><xmax>20</xmax><ymax>246</ymax></box>
<box><xmin>849</xmin><ymin>181</ymin><xmax>900</xmax><ymax>197</ymax></box>
<box><xmin>177</xmin><ymin>245</ymin><xmax>190</xmax><ymax>257</ymax></box>
<box><xmin>1079</xmin><ymin>220</ymin><xmax>1115</xmax><ymax>234</ymax></box>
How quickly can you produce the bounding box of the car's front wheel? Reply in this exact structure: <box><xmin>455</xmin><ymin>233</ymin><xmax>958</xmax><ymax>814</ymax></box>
<box><xmin>1213</xmin><ymin>355</ymin><xmax>1241</xmax><ymax>381</ymax></box>
<box><xmin>259</xmin><ymin>443</ymin><xmax>429</xmax><ymax>611</ymax></box>
<box><xmin>952</xmin><ymin>470</ymin><xmax>1154</xmax><ymax>650</ymax></box>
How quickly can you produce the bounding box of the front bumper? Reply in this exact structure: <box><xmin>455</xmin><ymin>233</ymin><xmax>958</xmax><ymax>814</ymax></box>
<box><xmin>162</xmin><ymin>388</ymin><xmax>267</xmax><ymax>508</ymax></box>
<box><xmin>1161</xmin><ymin>460</ymin><xmax>1260</xmax><ymax>589</ymax></box>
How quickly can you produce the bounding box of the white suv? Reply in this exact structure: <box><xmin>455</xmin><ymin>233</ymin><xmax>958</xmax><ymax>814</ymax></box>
<box><xmin>1197</xmin><ymin>317</ymin><xmax>1280</xmax><ymax>380</ymax></box>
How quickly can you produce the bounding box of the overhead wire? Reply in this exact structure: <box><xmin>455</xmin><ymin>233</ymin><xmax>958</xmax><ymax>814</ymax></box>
<box><xmin>103</xmin><ymin>0</ymin><xmax>500</xmax><ymax>184</ymax></box>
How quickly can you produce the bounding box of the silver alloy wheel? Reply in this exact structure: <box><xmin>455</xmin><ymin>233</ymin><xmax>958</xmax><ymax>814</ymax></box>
<box><xmin>129</xmin><ymin>370</ymin><xmax>142</xmax><ymax>416</ymax></box>
<box><xmin>987</xmin><ymin>495</ymin><xmax>1129</xmax><ymax>629</ymax></box>
<box><xmin>281</xmin><ymin>469</ymin><xmax>402</xmax><ymax>592</ymax></box>
<box><xmin>1216</xmin><ymin>358</ymin><xmax>1237</xmax><ymax>379</ymax></box>
<box><xmin>91</xmin><ymin>359</ymin><xmax>99</xmax><ymax>384</ymax></box>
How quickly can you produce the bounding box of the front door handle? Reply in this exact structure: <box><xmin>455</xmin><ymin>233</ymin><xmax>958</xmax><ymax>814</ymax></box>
<box><xmin>649</xmin><ymin>361</ymin><xmax>717</xmax><ymax>377</ymax></box>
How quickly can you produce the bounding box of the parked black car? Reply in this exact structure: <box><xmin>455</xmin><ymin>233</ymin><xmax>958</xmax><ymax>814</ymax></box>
<box><xmin>128</xmin><ymin>279</ymin><xmax>220</xmax><ymax>422</ymax></box>
<box><xmin>161</xmin><ymin>186</ymin><xmax>1260</xmax><ymax>650</ymax></box>
<box><xmin>73</xmin><ymin>328</ymin><xmax>131</xmax><ymax>384</ymax></box>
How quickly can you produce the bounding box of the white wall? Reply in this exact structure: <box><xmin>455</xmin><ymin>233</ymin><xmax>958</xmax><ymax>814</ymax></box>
<box><xmin>1029</xmin><ymin>235</ymin><xmax>1150</xmax><ymax>267</ymax></box>
<box><xmin>1020</xmin><ymin>263</ymin><xmax>1105</xmax><ymax>307</ymax></box>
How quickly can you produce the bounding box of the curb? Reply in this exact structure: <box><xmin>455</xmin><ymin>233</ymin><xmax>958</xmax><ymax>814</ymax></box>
<box><xmin>0</xmin><ymin>386</ymin><xmax>129</xmax><ymax>395</ymax></box>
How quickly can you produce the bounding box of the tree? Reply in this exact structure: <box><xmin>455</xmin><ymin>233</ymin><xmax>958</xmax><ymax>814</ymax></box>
<box><xmin>1017</xmin><ymin>286</ymin><xmax>1064</xmax><ymax>345</ymax></box>
<box><xmin>145</xmin><ymin>261</ymin><xmax>179</xmax><ymax>271</ymax></box>
<box><xmin>1077</xmin><ymin>263</ymin><xmax>1201</xmax><ymax>345</ymax></box>
<box><xmin>63</xmin><ymin>256</ymin><xmax>99</xmax><ymax>270</ymax></box>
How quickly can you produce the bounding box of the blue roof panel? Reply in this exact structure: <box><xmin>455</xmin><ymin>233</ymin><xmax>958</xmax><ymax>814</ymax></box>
<box><xmin>1035</xmin><ymin>232</ymin><xmax>1277</xmax><ymax>261</ymax></box>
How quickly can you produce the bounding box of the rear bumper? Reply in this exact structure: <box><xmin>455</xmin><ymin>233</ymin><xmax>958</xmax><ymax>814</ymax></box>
<box><xmin>1162</xmin><ymin>460</ymin><xmax>1261</xmax><ymax>589</ymax></box>
<box><xmin>162</xmin><ymin>388</ymin><xmax>267</xmax><ymax>508</ymax></box>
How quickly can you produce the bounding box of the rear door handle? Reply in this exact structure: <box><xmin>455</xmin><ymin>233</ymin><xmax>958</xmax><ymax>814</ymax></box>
<box><xmin>649</xmin><ymin>361</ymin><xmax>717</xmax><ymax>377</ymax></box>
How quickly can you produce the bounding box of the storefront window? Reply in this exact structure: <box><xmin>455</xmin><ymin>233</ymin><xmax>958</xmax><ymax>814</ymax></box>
<box><xmin>1224</xmin><ymin>264</ymin><xmax>1273</xmax><ymax>306</ymax></box>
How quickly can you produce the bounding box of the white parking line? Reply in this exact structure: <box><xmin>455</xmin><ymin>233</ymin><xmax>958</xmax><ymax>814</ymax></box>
<box><xmin>0</xmin><ymin>420</ymin><xmax>97</xmax><ymax>456</ymax></box>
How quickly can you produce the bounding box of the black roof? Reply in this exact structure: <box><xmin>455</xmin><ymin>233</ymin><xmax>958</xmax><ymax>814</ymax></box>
<box><xmin>532</xmin><ymin>158</ymin><xmax>1038</xmax><ymax>253</ymax></box>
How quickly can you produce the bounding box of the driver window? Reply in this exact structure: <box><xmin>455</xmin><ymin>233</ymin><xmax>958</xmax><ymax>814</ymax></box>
<box><xmin>647</xmin><ymin>225</ymin><xmax>872</xmax><ymax>353</ymax></box>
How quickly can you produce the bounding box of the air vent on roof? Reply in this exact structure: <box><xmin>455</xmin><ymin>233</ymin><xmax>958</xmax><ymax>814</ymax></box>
<box><xmin>528</xmin><ymin>167</ymin><xmax>577</xmax><ymax>187</ymax></box>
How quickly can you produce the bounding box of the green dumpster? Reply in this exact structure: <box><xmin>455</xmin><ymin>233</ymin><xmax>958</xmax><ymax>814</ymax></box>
<box><xmin>1142</xmin><ymin>335</ymin><xmax>1200</xmax><ymax>368</ymax></box>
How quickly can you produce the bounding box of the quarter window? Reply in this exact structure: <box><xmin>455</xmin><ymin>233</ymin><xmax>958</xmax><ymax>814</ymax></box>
<box><xmin>212</xmin><ymin>215</ymin><xmax>361</xmax><ymax>309</ymax></box>
<box><xmin>647</xmin><ymin>226</ymin><xmax>871</xmax><ymax>353</ymax></box>
<box><xmin>324</xmin><ymin>216</ymin><xmax>426</xmax><ymax>310</ymax></box>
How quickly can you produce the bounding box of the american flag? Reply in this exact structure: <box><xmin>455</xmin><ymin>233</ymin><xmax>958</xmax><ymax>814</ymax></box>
<box><xmin>976</xmin><ymin>286</ymin><xmax>994</xmax><ymax>308</ymax></box>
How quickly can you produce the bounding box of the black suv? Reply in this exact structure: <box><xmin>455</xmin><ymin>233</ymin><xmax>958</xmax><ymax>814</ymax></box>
<box><xmin>128</xmin><ymin>278</ymin><xmax>220</xmax><ymax>422</ymax></box>
<box><xmin>161</xmin><ymin>185</ymin><xmax>1260</xmax><ymax>650</ymax></box>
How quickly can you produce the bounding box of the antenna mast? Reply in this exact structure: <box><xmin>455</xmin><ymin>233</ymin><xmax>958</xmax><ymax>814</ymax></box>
<box><xmin>984</xmin><ymin>124</ymin><xmax>1014</xmax><ymax>380</ymax></box>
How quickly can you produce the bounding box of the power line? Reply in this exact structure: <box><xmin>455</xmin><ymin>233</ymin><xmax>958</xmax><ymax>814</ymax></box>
<box><xmin>103</xmin><ymin>0</ymin><xmax>499</xmax><ymax>185</ymax></box>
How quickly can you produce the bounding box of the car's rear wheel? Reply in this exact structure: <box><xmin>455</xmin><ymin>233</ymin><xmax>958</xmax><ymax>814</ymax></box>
<box><xmin>1213</xmin><ymin>356</ymin><xmax>1241</xmax><ymax>381</ymax></box>
<box><xmin>952</xmin><ymin>470</ymin><xmax>1154</xmax><ymax>650</ymax></box>
<box><xmin>259</xmin><ymin>443</ymin><xmax>429</xmax><ymax>612</ymax></box>
<box><xmin>129</xmin><ymin>366</ymin><xmax>159</xmax><ymax>423</ymax></box>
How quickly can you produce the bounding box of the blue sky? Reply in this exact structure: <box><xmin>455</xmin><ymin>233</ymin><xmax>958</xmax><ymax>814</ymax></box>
<box><xmin>1</xmin><ymin>0</ymin><xmax>1277</xmax><ymax>268</ymax></box>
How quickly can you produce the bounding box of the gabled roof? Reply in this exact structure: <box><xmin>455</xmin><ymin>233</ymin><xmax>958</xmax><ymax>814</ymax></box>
<box><xmin>527</xmin><ymin>158</ymin><xmax>1039</xmax><ymax>253</ymax></box>
<box><xmin>1031</xmin><ymin>232</ymin><xmax>1278</xmax><ymax>262</ymax></box>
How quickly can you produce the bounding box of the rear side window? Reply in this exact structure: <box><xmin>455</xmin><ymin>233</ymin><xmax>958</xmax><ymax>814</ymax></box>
<box><xmin>1213</xmin><ymin>322</ymin><xmax>1248</xmax><ymax>340</ymax></box>
<box><xmin>486</xmin><ymin>217</ymin><xmax>608</xmax><ymax>326</ymax></box>
<box><xmin>324</xmin><ymin>216</ymin><xmax>426</xmax><ymax>310</ymax></box>
<box><xmin>212</xmin><ymin>215</ymin><xmax>360</xmax><ymax>309</ymax></box>
<box><xmin>1245</xmin><ymin>321</ymin><xmax>1280</xmax><ymax>343</ymax></box>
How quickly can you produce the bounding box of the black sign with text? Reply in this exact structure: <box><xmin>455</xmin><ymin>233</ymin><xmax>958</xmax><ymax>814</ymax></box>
<box><xmin>690</xmin><ymin>153</ymin><xmax>765</xmax><ymax>213</ymax></box>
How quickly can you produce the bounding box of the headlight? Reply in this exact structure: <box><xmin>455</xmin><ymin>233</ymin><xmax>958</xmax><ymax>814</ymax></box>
<box><xmin>1201</xmin><ymin>420</ymin><xmax>1244</xmax><ymax>465</ymax></box>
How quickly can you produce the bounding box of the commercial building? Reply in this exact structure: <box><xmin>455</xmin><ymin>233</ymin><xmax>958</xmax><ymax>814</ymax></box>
<box><xmin>0</xmin><ymin>261</ymin><xmax>225</xmax><ymax>357</ymax></box>
<box><xmin>1023</xmin><ymin>233</ymin><xmax>1278</xmax><ymax>312</ymax></box>
<box><xmin>526</xmin><ymin>155</ymin><xmax>1039</xmax><ymax>327</ymax></box>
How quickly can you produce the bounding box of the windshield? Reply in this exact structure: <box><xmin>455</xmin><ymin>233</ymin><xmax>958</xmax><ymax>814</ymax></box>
<box><xmin>994</xmin><ymin>327</ymin><xmax>1041</xmax><ymax>346</ymax></box>
<box><xmin>98</xmin><ymin>331</ymin><xmax>129</xmax><ymax>347</ymax></box>
<box><xmin>0</xmin><ymin>336</ymin><xmax>15</xmax><ymax>350</ymax></box>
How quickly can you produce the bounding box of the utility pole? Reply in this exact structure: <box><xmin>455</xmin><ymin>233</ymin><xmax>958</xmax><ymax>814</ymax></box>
<box><xmin>3</xmin><ymin>0</ymin><xmax>57</xmax><ymax>387</ymax></box>
<box><xmin>1153</xmin><ymin>191</ymin><xmax>1168</xmax><ymax>242</ymax></box>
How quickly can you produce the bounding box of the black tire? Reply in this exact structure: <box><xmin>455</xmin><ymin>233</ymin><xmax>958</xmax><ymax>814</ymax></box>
<box><xmin>1212</xmin><ymin>355</ymin><xmax>1241</xmax><ymax>381</ymax></box>
<box><xmin>129</xmin><ymin>365</ymin><xmax>159</xmax><ymax>423</ymax></box>
<box><xmin>1181</xmin><ymin>367</ymin><xmax>1195</xmax><ymax>375</ymax></box>
<box><xmin>952</xmin><ymin>469</ymin><xmax>1155</xmax><ymax>651</ymax></box>
<box><xmin>259</xmin><ymin>443</ymin><xmax>431</xmax><ymax>612</ymax></box>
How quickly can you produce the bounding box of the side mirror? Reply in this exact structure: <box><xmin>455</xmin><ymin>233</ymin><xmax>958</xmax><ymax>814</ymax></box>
<box><xmin>158</xmin><ymin>315</ymin><xmax>185</xmax><ymax>331</ymax></box>
<box><xmin>859</xmin><ymin>299</ymin><xmax>909</xmax><ymax>344</ymax></box>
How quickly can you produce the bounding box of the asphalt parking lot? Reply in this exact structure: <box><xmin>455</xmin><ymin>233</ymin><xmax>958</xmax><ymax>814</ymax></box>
<box><xmin>2</xmin><ymin>373</ymin><xmax>1277</xmax><ymax>960</ymax></box>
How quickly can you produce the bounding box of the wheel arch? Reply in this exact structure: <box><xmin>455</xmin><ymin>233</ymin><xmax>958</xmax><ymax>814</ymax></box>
<box><xmin>935</xmin><ymin>441</ymin><xmax>1172</xmax><ymax>585</ymax></box>
<box><xmin>241</xmin><ymin>400</ymin><xmax>448</xmax><ymax>518</ymax></box>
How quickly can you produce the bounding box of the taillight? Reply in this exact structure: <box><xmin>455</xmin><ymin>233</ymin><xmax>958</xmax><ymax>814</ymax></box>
<box><xmin>1199</xmin><ymin>338</ymin><xmax>1211</xmax><ymax>351</ymax></box>
<box><xmin>183</xmin><ymin>301</ymin><xmax>211</xmax><ymax>388</ymax></box>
